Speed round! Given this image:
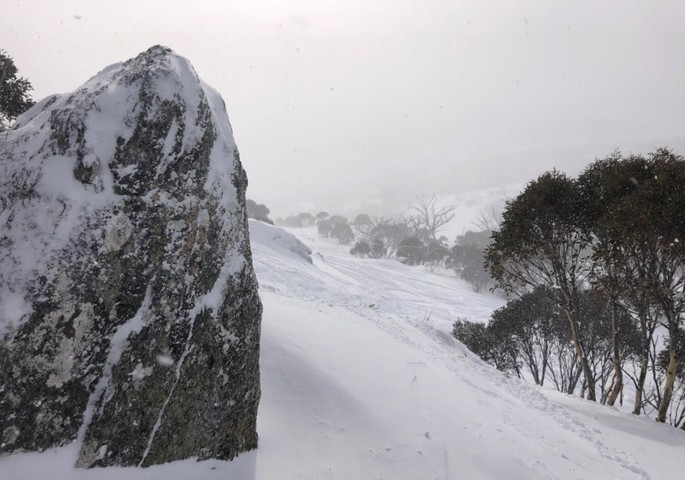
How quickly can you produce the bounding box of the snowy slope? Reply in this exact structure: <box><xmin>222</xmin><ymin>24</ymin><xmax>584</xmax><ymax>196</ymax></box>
<box><xmin>2</xmin><ymin>220</ymin><xmax>684</xmax><ymax>479</ymax></box>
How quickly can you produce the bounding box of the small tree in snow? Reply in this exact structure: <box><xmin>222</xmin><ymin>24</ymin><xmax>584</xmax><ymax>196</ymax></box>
<box><xmin>0</xmin><ymin>50</ymin><xmax>35</xmax><ymax>130</ymax></box>
<box><xmin>246</xmin><ymin>199</ymin><xmax>274</xmax><ymax>224</ymax></box>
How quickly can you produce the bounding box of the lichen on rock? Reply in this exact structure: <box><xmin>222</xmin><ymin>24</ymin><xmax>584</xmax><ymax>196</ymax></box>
<box><xmin>0</xmin><ymin>45</ymin><xmax>262</xmax><ymax>467</ymax></box>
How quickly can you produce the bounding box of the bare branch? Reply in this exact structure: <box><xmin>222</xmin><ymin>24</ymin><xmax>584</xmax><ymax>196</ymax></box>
<box><xmin>473</xmin><ymin>206</ymin><xmax>502</xmax><ymax>232</ymax></box>
<box><xmin>408</xmin><ymin>195</ymin><xmax>456</xmax><ymax>241</ymax></box>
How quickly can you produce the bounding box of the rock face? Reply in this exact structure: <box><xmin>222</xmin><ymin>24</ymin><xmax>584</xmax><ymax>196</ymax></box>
<box><xmin>0</xmin><ymin>46</ymin><xmax>262</xmax><ymax>467</ymax></box>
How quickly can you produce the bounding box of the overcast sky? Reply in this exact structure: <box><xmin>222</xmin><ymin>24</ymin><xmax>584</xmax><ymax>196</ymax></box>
<box><xmin>3</xmin><ymin>1</ymin><xmax>685</xmax><ymax>217</ymax></box>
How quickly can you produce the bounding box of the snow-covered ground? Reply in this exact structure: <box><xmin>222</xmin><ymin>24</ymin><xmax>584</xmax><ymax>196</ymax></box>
<box><xmin>2</xmin><ymin>220</ymin><xmax>684</xmax><ymax>479</ymax></box>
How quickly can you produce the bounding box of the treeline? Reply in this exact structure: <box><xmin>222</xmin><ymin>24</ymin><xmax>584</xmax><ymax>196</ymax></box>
<box><xmin>274</xmin><ymin>197</ymin><xmax>498</xmax><ymax>293</ymax></box>
<box><xmin>455</xmin><ymin>148</ymin><xmax>685</xmax><ymax>428</ymax></box>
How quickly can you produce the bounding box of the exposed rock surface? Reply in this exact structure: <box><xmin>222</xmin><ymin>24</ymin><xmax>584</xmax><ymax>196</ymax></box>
<box><xmin>0</xmin><ymin>46</ymin><xmax>261</xmax><ymax>467</ymax></box>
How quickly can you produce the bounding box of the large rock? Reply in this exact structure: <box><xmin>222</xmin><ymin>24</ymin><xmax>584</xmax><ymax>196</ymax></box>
<box><xmin>0</xmin><ymin>46</ymin><xmax>262</xmax><ymax>467</ymax></box>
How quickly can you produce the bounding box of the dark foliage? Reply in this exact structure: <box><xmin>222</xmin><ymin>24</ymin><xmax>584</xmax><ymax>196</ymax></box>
<box><xmin>447</xmin><ymin>230</ymin><xmax>494</xmax><ymax>293</ymax></box>
<box><xmin>0</xmin><ymin>50</ymin><xmax>35</xmax><ymax>128</ymax></box>
<box><xmin>350</xmin><ymin>240</ymin><xmax>370</xmax><ymax>257</ymax></box>
<box><xmin>246</xmin><ymin>199</ymin><xmax>274</xmax><ymax>224</ymax></box>
<box><xmin>396</xmin><ymin>236</ymin><xmax>425</xmax><ymax>265</ymax></box>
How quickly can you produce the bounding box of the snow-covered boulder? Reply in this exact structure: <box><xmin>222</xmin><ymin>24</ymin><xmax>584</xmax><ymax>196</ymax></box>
<box><xmin>0</xmin><ymin>46</ymin><xmax>261</xmax><ymax>467</ymax></box>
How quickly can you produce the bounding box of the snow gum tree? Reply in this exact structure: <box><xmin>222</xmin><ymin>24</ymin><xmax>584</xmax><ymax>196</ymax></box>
<box><xmin>578</xmin><ymin>154</ymin><xmax>664</xmax><ymax>411</ymax></box>
<box><xmin>579</xmin><ymin>154</ymin><xmax>642</xmax><ymax>407</ymax></box>
<box><xmin>408</xmin><ymin>195</ymin><xmax>456</xmax><ymax>242</ymax></box>
<box><xmin>246</xmin><ymin>198</ymin><xmax>274</xmax><ymax>224</ymax></box>
<box><xmin>484</xmin><ymin>171</ymin><xmax>599</xmax><ymax>401</ymax></box>
<box><xmin>484</xmin><ymin>149</ymin><xmax>685</xmax><ymax>419</ymax></box>
<box><xmin>645</xmin><ymin>151</ymin><xmax>685</xmax><ymax>422</ymax></box>
<box><xmin>488</xmin><ymin>288</ymin><xmax>559</xmax><ymax>386</ymax></box>
<box><xmin>448</xmin><ymin>230</ymin><xmax>494</xmax><ymax>293</ymax></box>
<box><xmin>580</xmin><ymin>150</ymin><xmax>685</xmax><ymax>420</ymax></box>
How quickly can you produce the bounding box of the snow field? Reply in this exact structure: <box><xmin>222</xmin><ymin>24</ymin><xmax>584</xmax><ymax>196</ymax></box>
<box><xmin>1</xmin><ymin>220</ymin><xmax>684</xmax><ymax>479</ymax></box>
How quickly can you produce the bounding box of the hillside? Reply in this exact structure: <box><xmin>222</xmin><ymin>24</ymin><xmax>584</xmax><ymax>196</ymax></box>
<box><xmin>1</xmin><ymin>220</ymin><xmax>684</xmax><ymax>479</ymax></box>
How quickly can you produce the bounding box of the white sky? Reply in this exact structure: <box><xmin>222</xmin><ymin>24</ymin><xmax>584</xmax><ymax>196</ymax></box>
<box><xmin>3</xmin><ymin>0</ymin><xmax>685</xmax><ymax>217</ymax></box>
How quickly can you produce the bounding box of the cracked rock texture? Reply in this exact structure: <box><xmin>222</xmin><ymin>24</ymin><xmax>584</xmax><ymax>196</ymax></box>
<box><xmin>0</xmin><ymin>45</ymin><xmax>261</xmax><ymax>467</ymax></box>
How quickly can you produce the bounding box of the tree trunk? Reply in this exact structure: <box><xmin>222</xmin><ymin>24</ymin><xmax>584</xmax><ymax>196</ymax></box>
<box><xmin>632</xmin><ymin>306</ymin><xmax>657</xmax><ymax>415</ymax></box>
<box><xmin>632</xmin><ymin>355</ymin><xmax>648</xmax><ymax>415</ymax></box>
<box><xmin>606</xmin><ymin>303</ymin><xmax>623</xmax><ymax>406</ymax></box>
<box><xmin>564</xmin><ymin>309</ymin><xmax>596</xmax><ymax>401</ymax></box>
<box><xmin>540</xmin><ymin>341</ymin><xmax>548</xmax><ymax>387</ymax></box>
<box><xmin>657</xmin><ymin>350</ymin><xmax>679</xmax><ymax>423</ymax></box>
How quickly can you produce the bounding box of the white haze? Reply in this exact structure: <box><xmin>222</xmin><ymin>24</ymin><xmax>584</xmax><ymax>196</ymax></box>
<box><xmin>3</xmin><ymin>0</ymin><xmax>685</xmax><ymax>217</ymax></box>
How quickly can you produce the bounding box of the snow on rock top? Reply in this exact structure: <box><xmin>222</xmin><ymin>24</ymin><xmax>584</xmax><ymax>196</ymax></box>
<box><xmin>1</xmin><ymin>46</ymin><xmax>244</xmax><ymax>330</ymax></box>
<box><xmin>0</xmin><ymin>46</ymin><xmax>262</xmax><ymax>468</ymax></box>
